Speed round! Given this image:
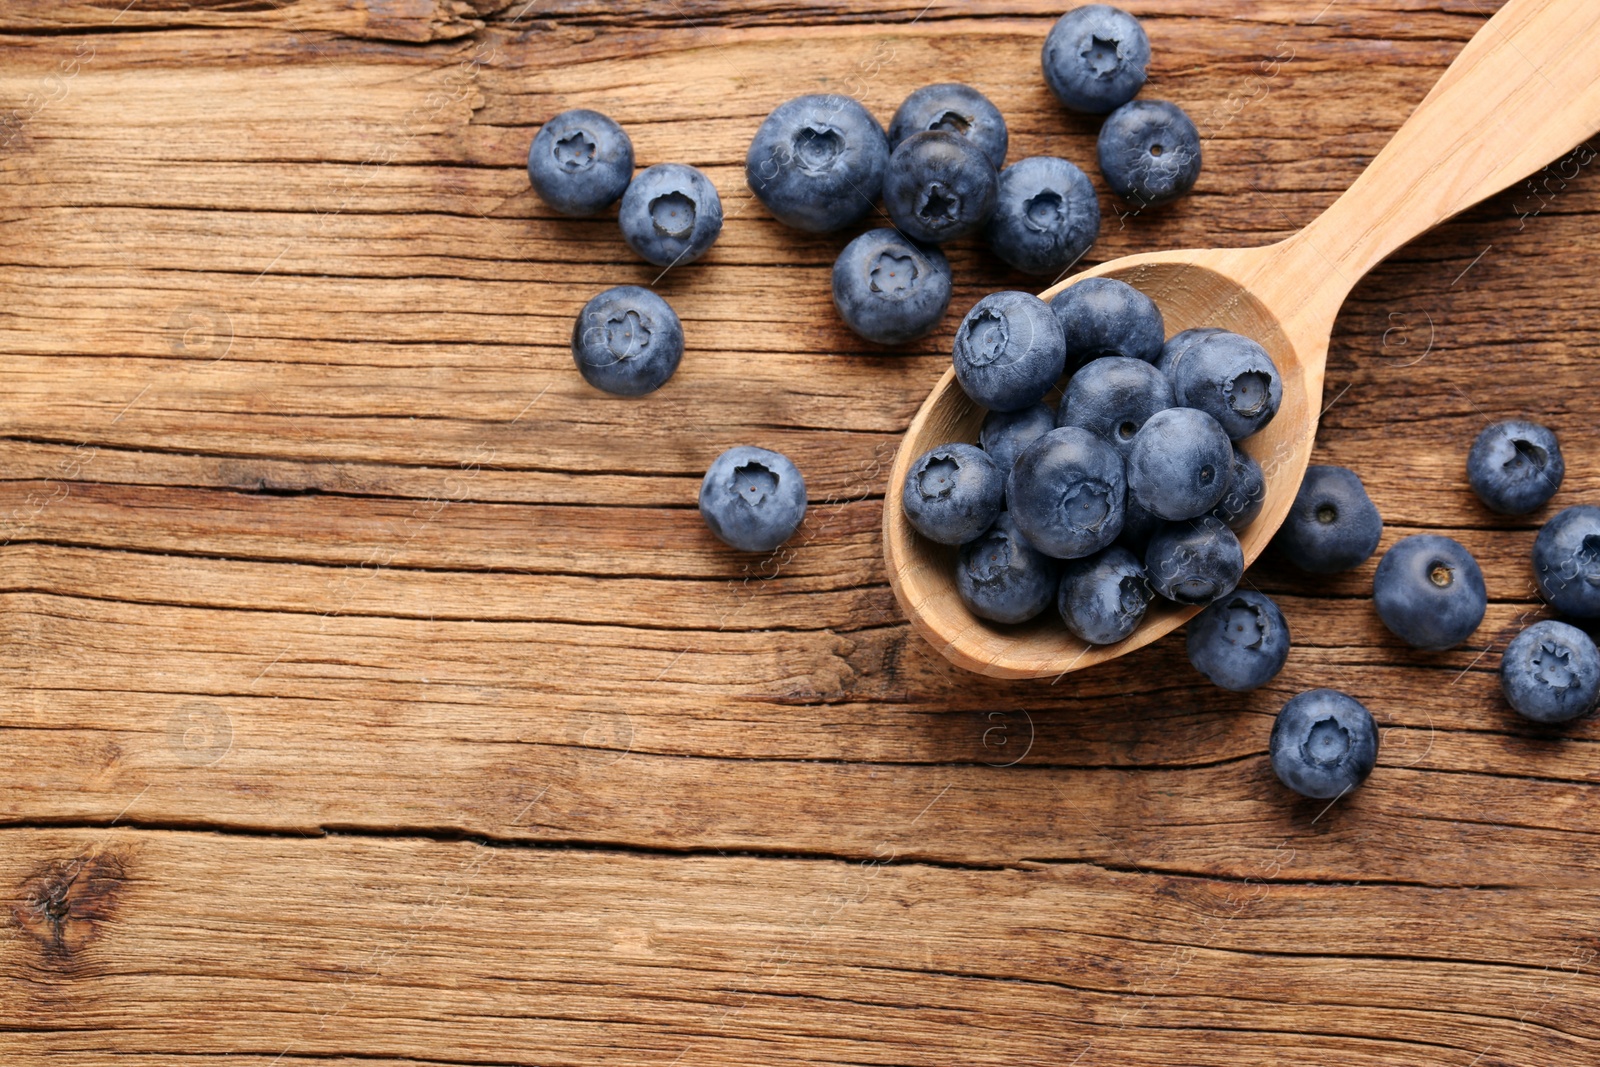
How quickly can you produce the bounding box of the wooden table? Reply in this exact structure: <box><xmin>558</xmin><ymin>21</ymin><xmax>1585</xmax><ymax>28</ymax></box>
<box><xmin>3</xmin><ymin>1</ymin><xmax>1597</xmax><ymax>1063</ymax></box>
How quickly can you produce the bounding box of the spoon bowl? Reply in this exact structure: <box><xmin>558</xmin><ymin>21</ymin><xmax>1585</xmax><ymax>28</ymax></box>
<box><xmin>884</xmin><ymin>0</ymin><xmax>1600</xmax><ymax>678</ymax></box>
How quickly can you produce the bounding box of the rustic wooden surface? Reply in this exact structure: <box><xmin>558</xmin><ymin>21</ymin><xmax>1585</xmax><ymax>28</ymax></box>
<box><xmin>2</xmin><ymin>1</ymin><xmax>1598</xmax><ymax>1063</ymax></box>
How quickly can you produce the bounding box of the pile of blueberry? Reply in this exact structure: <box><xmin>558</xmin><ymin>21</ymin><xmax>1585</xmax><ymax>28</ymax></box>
<box><xmin>907</xmin><ymin>282</ymin><xmax>1281</xmax><ymax>638</ymax></box>
<box><xmin>526</xmin><ymin>4</ymin><xmax>1598</xmax><ymax>805</ymax></box>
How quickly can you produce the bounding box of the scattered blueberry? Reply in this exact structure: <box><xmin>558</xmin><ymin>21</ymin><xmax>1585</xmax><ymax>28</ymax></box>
<box><xmin>1186</xmin><ymin>590</ymin><xmax>1290</xmax><ymax>691</ymax></box>
<box><xmin>1126</xmin><ymin>407</ymin><xmax>1233</xmax><ymax>520</ymax></box>
<box><xmin>1169</xmin><ymin>330</ymin><xmax>1282</xmax><ymax>440</ymax></box>
<box><xmin>1041</xmin><ymin>4</ymin><xmax>1150</xmax><ymax>115</ymax></box>
<box><xmin>1155</xmin><ymin>325</ymin><xmax>1224</xmax><ymax>379</ymax></box>
<box><xmin>1467</xmin><ymin>419</ymin><xmax>1564</xmax><ymax>516</ymax></box>
<box><xmin>1058</xmin><ymin>545</ymin><xmax>1151</xmax><ymax>645</ymax></box>
<box><xmin>528</xmin><ymin>109</ymin><xmax>634</xmax><ymax>217</ymax></box>
<box><xmin>1532</xmin><ymin>505</ymin><xmax>1600</xmax><ymax>619</ymax></box>
<box><xmin>1373</xmin><ymin>534</ymin><xmax>1486</xmax><ymax>650</ymax></box>
<box><xmin>1144</xmin><ymin>516</ymin><xmax>1243</xmax><ymax>604</ymax></box>
<box><xmin>889</xmin><ymin>83</ymin><xmax>1009</xmax><ymax>170</ymax></box>
<box><xmin>984</xmin><ymin>156</ymin><xmax>1101</xmax><ymax>276</ymax></box>
<box><xmin>1273</xmin><ymin>465</ymin><xmax>1382</xmax><ymax>574</ymax></box>
<box><xmin>746</xmin><ymin>95</ymin><xmax>888</xmax><ymax>233</ymax></box>
<box><xmin>883</xmin><ymin>130</ymin><xmax>999</xmax><ymax>245</ymax></box>
<box><xmin>832</xmin><ymin>229</ymin><xmax>952</xmax><ymax>345</ymax></box>
<box><xmin>980</xmin><ymin>403</ymin><xmax>1056</xmax><ymax>480</ymax></box>
<box><xmin>1098</xmin><ymin>99</ymin><xmax>1202</xmax><ymax>208</ymax></box>
<box><xmin>1269</xmin><ymin>688</ymin><xmax>1379</xmax><ymax>800</ymax></box>
<box><xmin>1056</xmin><ymin>355</ymin><xmax>1174</xmax><ymax>458</ymax></box>
<box><xmin>699</xmin><ymin>446</ymin><xmax>807</xmax><ymax>552</ymax></box>
<box><xmin>1049</xmin><ymin>277</ymin><xmax>1164</xmax><ymax>369</ymax></box>
<box><xmin>570</xmin><ymin>285</ymin><xmax>683</xmax><ymax>396</ymax></box>
<box><xmin>1500</xmin><ymin>619</ymin><xmax>1600</xmax><ymax>723</ymax></box>
<box><xmin>952</xmin><ymin>291</ymin><xmax>1068</xmax><ymax>412</ymax></box>
<box><xmin>617</xmin><ymin>163</ymin><xmax>724</xmax><ymax>267</ymax></box>
<box><xmin>902</xmin><ymin>443</ymin><xmax>1004</xmax><ymax>545</ymax></box>
<box><xmin>957</xmin><ymin>511</ymin><xmax>1062</xmax><ymax>624</ymax></box>
<box><xmin>1208</xmin><ymin>445</ymin><xmax>1266</xmax><ymax>531</ymax></box>
<box><xmin>1007</xmin><ymin>426</ymin><xmax>1127</xmax><ymax>559</ymax></box>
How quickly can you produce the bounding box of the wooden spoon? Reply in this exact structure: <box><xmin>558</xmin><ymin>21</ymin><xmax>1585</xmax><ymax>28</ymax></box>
<box><xmin>885</xmin><ymin>0</ymin><xmax>1600</xmax><ymax>680</ymax></box>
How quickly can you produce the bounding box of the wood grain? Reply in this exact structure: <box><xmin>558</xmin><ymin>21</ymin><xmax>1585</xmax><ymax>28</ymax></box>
<box><xmin>3</xmin><ymin>1</ymin><xmax>1599</xmax><ymax>1063</ymax></box>
<box><xmin>5</xmin><ymin>829</ymin><xmax>1600</xmax><ymax>1065</ymax></box>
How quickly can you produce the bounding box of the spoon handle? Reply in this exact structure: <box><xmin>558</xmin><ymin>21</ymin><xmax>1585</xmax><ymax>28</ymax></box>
<box><xmin>1292</xmin><ymin>0</ymin><xmax>1600</xmax><ymax>290</ymax></box>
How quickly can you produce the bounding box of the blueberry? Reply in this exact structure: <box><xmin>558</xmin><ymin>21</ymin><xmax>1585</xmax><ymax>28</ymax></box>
<box><xmin>617</xmin><ymin>163</ymin><xmax>723</xmax><ymax>267</ymax></box>
<box><xmin>883</xmin><ymin>130</ymin><xmax>999</xmax><ymax>245</ymax></box>
<box><xmin>528</xmin><ymin>109</ymin><xmax>634</xmax><ymax>217</ymax></box>
<box><xmin>1269</xmin><ymin>689</ymin><xmax>1379</xmax><ymax>800</ymax></box>
<box><xmin>1098</xmin><ymin>100</ymin><xmax>1203</xmax><ymax>208</ymax></box>
<box><xmin>746</xmin><ymin>94</ymin><xmax>889</xmax><ymax>233</ymax></box>
<box><xmin>1155</xmin><ymin>326</ymin><xmax>1224</xmax><ymax>379</ymax></box>
<box><xmin>1049</xmin><ymin>277</ymin><xmax>1164</xmax><ymax>369</ymax></box>
<box><xmin>1467</xmin><ymin>419</ymin><xmax>1564</xmax><ymax>515</ymax></box>
<box><xmin>1532</xmin><ymin>505</ymin><xmax>1600</xmax><ymax>619</ymax></box>
<box><xmin>699</xmin><ymin>446</ymin><xmax>807</xmax><ymax>552</ymax></box>
<box><xmin>889</xmin><ymin>83</ymin><xmax>1008</xmax><ymax>170</ymax></box>
<box><xmin>570</xmin><ymin>285</ymin><xmax>683</xmax><ymax>396</ymax></box>
<box><xmin>1144</xmin><ymin>517</ymin><xmax>1243</xmax><ymax>605</ymax></box>
<box><xmin>902</xmin><ymin>443</ymin><xmax>1004</xmax><ymax>545</ymax></box>
<box><xmin>1056</xmin><ymin>355</ymin><xmax>1174</xmax><ymax>458</ymax></box>
<box><xmin>980</xmin><ymin>403</ymin><xmax>1056</xmax><ymax>480</ymax></box>
<box><xmin>1041</xmin><ymin>4</ymin><xmax>1150</xmax><ymax>115</ymax></box>
<box><xmin>832</xmin><ymin>229</ymin><xmax>952</xmax><ymax>345</ymax></box>
<box><xmin>956</xmin><ymin>511</ymin><xmax>1062</xmax><ymax>624</ymax></box>
<box><xmin>1058</xmin><ymin>545</ymin><xmax>1152</xmax><ymax>645</ymax></box>
<box><xmin>952</xmin><ymin>292</ymin><xmax>1068</xmax><ymax>412</ymax></box>
<box><xmin>1273</xmin><ymin>465</ymin><xmax>1382</xmax><ymax>574</ymax></box>
<box><xmin>1186</xmin><ymin>590</ymin><xmax>1290</xmax><ymax>691</ymax></box>
<box><xmin>1500</xmin><ymin>619</ymin><xmax>1600</xmax><ymax>723</ymax></box>
<box><xmin>1208</xmin><ymin>445</ymin><xmax>1266</xmax><ymax>531</ymax></box>
<box><xmin>1168</xmin><ymin>331</ymin><xmax>1281</xmax><ymax>441</ymax></box>
<box><xmin>984</xmin><ymin>156</ymin><xmax>1101</xmax><ymax>276</ymax></box>
<box><xmin>1373</xmin><ymin>534</ymin><xmax>1486</xmax><ymax>650</ymax></box>
<box><xmin>1006</xmin><ymin>426</ymin><xmax>1126</xmax><ymax>559</ymax></box>
<box><xmin>1126</xmin><ymin>407</ymin><xmax>1233</xmax><ymax>521</ymax></box>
